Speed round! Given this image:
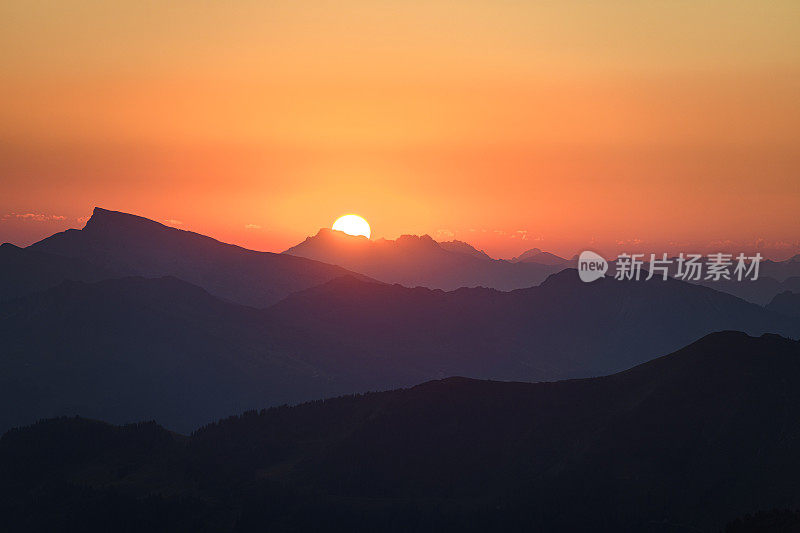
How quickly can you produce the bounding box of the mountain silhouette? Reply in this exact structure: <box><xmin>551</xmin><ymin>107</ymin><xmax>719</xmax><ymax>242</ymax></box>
<box><xmin>437</xmin><ymin>239</ymin><xmax>493</xmax><ymax>260</ymax></box>
<box><xmin>28</xmin><ymin>208</ymin><xmax>372</xmax><ymax>307</ymax></box>
<box><xmin>604</xmin><ymin>256</ymin><xmax>800</xmax><ymax>305</ymax></box>
<box><xmin>760</xmin><ymin>254</ymin><xmax>800</xmax><ymax>282</ymax></box>
<box><xmin>692</xmin><ymin>276</ymin><xmax>800</xmax><ymax>306</ymax></box>
<box><xmin>0</xmin><ymin>243</ymin><xmax>117</xmax><ymax>302</ymax></box>
<box><xmin>3</xmin><ymin>332</ymin><xmax>800</xmax><ymax>532</ymax></box>
<box><xmin>511</xmin><ymin>247</ymin><xmax>569</xmax><ymax>265</ymax></box>
<box><xmin>0</xmin><ymin>277</ymin><xmax>366</xmax><ymax>433</ymax></box>
<box><xmin>264</xmin><ymin>269</ymin><xmax>800</xmax><ymax>381</ymax></box>
<box><xmin>766</xmin><ymin>291</ymin><xmax>800</xmax><ymax>318</ymax></box>
<box><xmin>283</xmin><ymin>228</ymin><xmax>563</xmax><ymax>290</ymax></box>
<box><xmin>2</xmin><ymin>269</ymin><xmax>797</xmax><ymax>434</ymax></box>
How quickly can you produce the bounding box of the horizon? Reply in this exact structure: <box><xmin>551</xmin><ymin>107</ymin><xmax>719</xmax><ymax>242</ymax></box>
<box><xmin>3</xmin><ymin>205</ymin><xmax>799</xmax><ymax>263</ymax></box>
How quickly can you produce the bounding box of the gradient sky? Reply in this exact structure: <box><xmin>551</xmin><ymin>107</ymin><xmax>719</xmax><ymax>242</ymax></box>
<box><xmin>1</xmin><ymin>1</ymin><xmax>799</xmax><ymax>259</ymax></box>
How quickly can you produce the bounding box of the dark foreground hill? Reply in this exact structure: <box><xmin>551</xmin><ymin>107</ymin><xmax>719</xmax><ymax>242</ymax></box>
<box><xmin>2</xmin><ymin>270</ymin><xmax>799</xmax><ymax>434</ymax></box>
<box><xmin>28</xmin><ymin>207</ymin><xmax>371</xmax><ymax>307</ymax></box>
<box><xmin>2</xmin><ymin>332</ymin><xmax>800</xmax><ymax>532</ymax></box>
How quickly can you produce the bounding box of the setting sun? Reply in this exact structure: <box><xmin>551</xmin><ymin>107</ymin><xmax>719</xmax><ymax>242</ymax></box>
<box><xmin>332</xmin><ymin>214</ymin><xmax>371</xmax><ymax>239</ymax></box>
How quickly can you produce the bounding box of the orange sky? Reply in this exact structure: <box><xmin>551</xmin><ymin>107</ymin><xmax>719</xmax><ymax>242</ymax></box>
<box><xmin>1</xmin><ymin>1</ymin><xmax>799</xmax><ymax>259</ymax></box>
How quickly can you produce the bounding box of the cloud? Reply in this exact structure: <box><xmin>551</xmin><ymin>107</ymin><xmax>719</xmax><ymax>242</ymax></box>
<box><xmin>3</xmin><ymin>213</ymin><xmax>67</xmax><ymax>222</ymax></box>
<box><xmin>615</xmin><ymin>238</ymin><xmax>644</xmax><ymax>246</ymax></box>
<box><xmin>164</xmin><ymin>219</ymin><xmax>184</xmax><ymax>226</ymax></box>
<box><xmin>434</xmin><ymin>229</ymin><xmax>455</xmax><ymax>241</ymax></box>
<box><xmin>245</xmin><ymin>224</ymin><xmax>262</xmax><ymax>230</ymax></box>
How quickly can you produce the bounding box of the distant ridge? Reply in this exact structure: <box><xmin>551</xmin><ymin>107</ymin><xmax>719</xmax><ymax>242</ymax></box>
<box><xmin>437</xmin><ymin>239</ymin><xmax>493</xmax><ymax>260</ymax></box>
<box><xmin>511</xmin><ymin>247</ymin><xmax>568</xmax><ymax>265</ymax></box>
<box><xmin>3</xmin><ymin>267</ymin><xmax>797</xmax><ymax>434</ymax></box>
<box><xmin>283</xmin><ymin>227</ymin><xmax>563</xmax><ymax>290</ymax></box>
<box><xmin>29</xmin><ymin>207</ymin><xmax>372</xmax><ymax>307</ymax></box>
<box><xmin>0</xmin><ymin>242</ymin><xmax>117</xmax><ymax>302</ymax></box>
<box><xmin>767</xmin><ymin>290</ymin><xmax>800</xmax><ymax>318</ymax></box>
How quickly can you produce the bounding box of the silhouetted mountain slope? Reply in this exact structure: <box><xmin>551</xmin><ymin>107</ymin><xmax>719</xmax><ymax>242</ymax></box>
<box><xmin>604</xmin><ymin>257</ymin><xmax>800</xmax><ymax>305</ymax></box>
<box><xmin>29</xmin><ymin>208</ymin><xmax>371</xmax><ymax>307</ymax></box>
<box><xmin>674</xmin><ymin>275</ymin><xmax>800</xmax><ymax>306</ymax></box>
<box><xmin>0</xmin><ymin>277</ymin><xmax>363</xmax><ymax>433</ymax></box>
<box><xmin>3</xmin><ymin>332</ymin><xmax>800</xmax><ymax>532</ymax></box>
<box><xmin>3</xmin><ymin>270</ymin><xmax>797</xmax><ymax>434</ymax></box>
<box><xmin>0</xmin><ymin>243</ymin><xmax>117</xmax><ymax>302</ymax></box>
<box><xmin>511</xmin><ymin>247</ymin><xmax>568</xmax><ymax>265</ymax></box>
<box><xmin>685</xmin><ymin>258</ymin><xmax>800</xmax><ymax>304</ymax></box>
<box><xmin>693</xmin><ymin>276</ymin><xmax>782</xmax><ymax>305</ymax></box>
<box><xmin>436</xmin><ymin>239</ymin><xmax>492</xmax><ymax>260</ymax></box>
<box><xmin>760</xmin><ymin>255</ymin><xmax>800</xmax><ymax>282</ymax></box>
<box><xmin>283</xmin><ymin>228</ymin><xmax>561</xmax><ymax>290</ymax></box>
<box><xmin>767</xmin><ymin>291</ymin><xmax>800</xmax><ymax>318</ymax></box>
<box><xmin>265</xmin><ymin>269</ymin><xmax>800</xmax><ymax>381</ymax></box>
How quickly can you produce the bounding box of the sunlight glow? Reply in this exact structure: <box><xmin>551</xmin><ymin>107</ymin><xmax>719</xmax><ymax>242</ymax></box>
<box><xmin>332</xmin><ymin>214</ymin><xmax>371</xmax><ymax>238</ymax></box>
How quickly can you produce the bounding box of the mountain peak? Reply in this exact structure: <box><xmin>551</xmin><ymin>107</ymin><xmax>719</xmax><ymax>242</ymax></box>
<box><xmin>315</xmin><ymin>227</ymin><xmax>369</xmax><ymax>242</ymax></box>
<box><xmin>511</xmin><ymin>248</ymin><xmax>568</xmax><ymax>265</ymax></box>
<box><xmin>29</xmin><ymin>209</ymin><xmax>367</xmax><ymax>307</ymax></box>
<box><xmin>535</xmin><ymin>268</ymin><xmax>586</xmax><ymax>290</ymax></box>
<box><xmin>83</xmin><ymin>207</ymin><xmax>169</xmax><ymax>234</ymax></box>
<box><xmin>395</xmin><ymin>234</ymin><xmax>439</xmax><ymax>249</ymax></box>
<box><xmin>438</xmin><ymin>240</ymin><xmax>493</xmax><ymax>260</ymax></box>
<box><xmin>513</xmin><ymin>248</ymin><xmax>542</xmax><ymax>261</ymax></box>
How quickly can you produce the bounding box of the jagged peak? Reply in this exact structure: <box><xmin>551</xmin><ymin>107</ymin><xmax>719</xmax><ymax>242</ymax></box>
<box><xmin>438</xmin><ymin>240</ymin><xmax>493</xmax><ymax>260</ymax></box>
<box><xmin>395</xmin><ymin>234</ymin><xmax>438</xmax><ymax>247</ymax></box>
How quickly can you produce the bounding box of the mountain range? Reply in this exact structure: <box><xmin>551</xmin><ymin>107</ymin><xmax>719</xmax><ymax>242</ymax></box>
<box><xmin>1</xmin><ymin>208</ymin><xmax>799</xmax><ymax>433</ymax></box>
<box><xmin>1</xmin><ymin>266</ymin><xmax>797</xmax><ymax>433</ymax></box>
<box><xmin>283</xmin><ymin>228</ymin><xmax>563</xmax><ymax>290</ymax></box>
<box><xmin>27</xmin><ymin>208</ymin><xmax>372</xmax><ymax>307</ymax></box>
<box><xmin>2</xmin><ymin>332</ymin><xmax>799</xmax><ymax>532</ymax></box>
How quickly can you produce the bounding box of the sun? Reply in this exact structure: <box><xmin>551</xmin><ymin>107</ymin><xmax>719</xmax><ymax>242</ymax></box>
<box><xmin>332</xmin><ymin>214</ymin><xmax>371</xmax><ymax>238</ymax></box>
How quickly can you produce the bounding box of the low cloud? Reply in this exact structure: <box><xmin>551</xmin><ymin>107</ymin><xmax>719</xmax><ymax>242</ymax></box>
<box><xmin>2</xmin><ymin>213</ymin><xmax>67</xmax><ymax>222</ymax></box>
<box><xmin>434</xmin><ymin>229</ymin><xmax>455</xmax><ymax>241</ymax></box>
<box><xmin>245</xmin><ymin>224</ymin><xmax>262</xmax><ymax>230</ymax></box>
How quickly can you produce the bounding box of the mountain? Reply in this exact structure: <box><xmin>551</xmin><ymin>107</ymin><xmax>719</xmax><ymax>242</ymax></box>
<box><xmin>0</xmin><ymin>277</ymin><xmax>365</xmax><ymax>433</ymax></box>
<box><xmin>3</xmin><ymin>332</ymin><xmax>800</xmax><ymax>532</ymax></box>
<box><xmin>2</xmin><ymin>269</ymin><xmax>797</xmax><ymax>434</ymax></box>
<box><xmin>685</xmin><ymin>276</ymin><xmax>800</xmax><ymax>306</ymax></box>
<box><xmin>511</xmin><ymin>247</ymin><xmax>569</xmax><ymax>265</ymax></box>
<box><xmin>767</xmin><ymin>291</ymin><xmax>800</xmax><ymax>318</ymax></box>
<box><xmin>283</xmin><ymin>228</ymin><xmax>562</xmax><ymax>290</ymax></box>
<box><xmin>604</xmin><ymin>256</ymin><xmax>800</xmax><ymax>305</ymax></box>
<box><xmin>264</xmin><ymin>269</ymin><xmax>800</xmax><ymax>382</ymax></box>
<box><xmin>761</xmin><ymin>254</ymin><xmax>800</xmax><ymax>282</ymax></box>
<box><xmin>28</xmin><ymin>208</ymin><xmax>371</xmax><ymax>307</ymax></box>
<box><xmin>0</xmin><ymin>243</ymin><xmax>117</xmax><ymax>302</ymax></box>
<box><xmin>436</xmin><ymin>239</ymin><xmax>492</xmax><ymax>260</ymax></box>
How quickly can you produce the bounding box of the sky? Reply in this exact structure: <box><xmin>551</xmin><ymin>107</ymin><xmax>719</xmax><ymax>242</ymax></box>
<box><xmin>1</xmin><ymin>0</ymin><xmax>799</xmax><ymax>259</ymax></box>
